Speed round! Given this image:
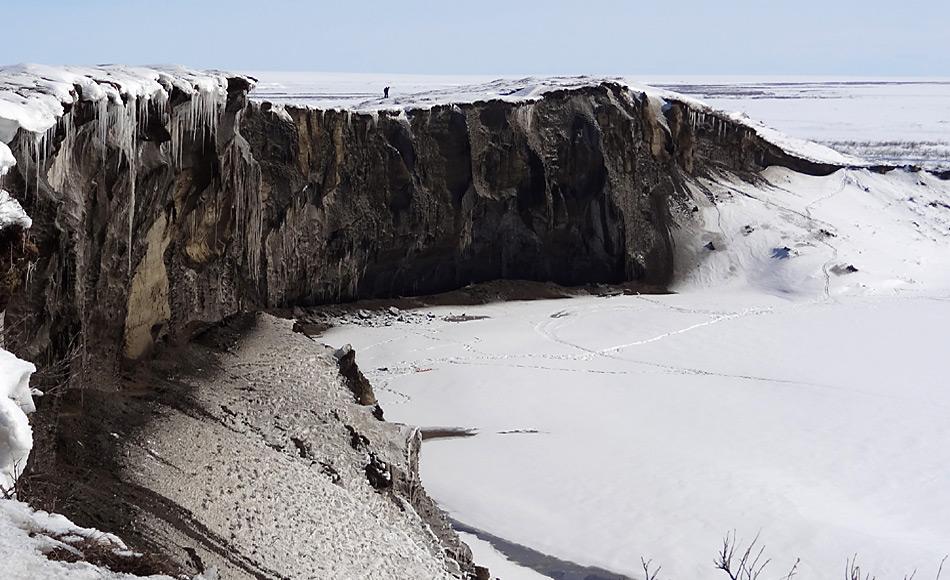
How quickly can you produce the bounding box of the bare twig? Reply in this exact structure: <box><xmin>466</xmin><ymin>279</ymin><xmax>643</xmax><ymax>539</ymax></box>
<box><xmin>1</xmin><ymin>458</ymin><xmax>24</xmax><ymax>500</ymax></box>
<box><xmin>846</xmin><ymin>554</ymin><xmax>876</xmax><ymax>580</ymax></box>
<box><xmin>642</xmin><ymin>556</ymin><xmax>661</xmax><ymax>580</ymax></box>
<box><xmin>715</xmin><ymin>530</ymin><xmax>772</xmax><ymax>580</ymax></box>
<box><xmin>782</xmin><ymin>558</ymin><xmax>801</xmax><ymax>580</ymax></box>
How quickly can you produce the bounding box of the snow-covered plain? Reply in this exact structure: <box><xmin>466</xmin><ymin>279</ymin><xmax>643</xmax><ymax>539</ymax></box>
<box><xmin>325</xmin><ymin>166</ymin><xmax>950</xmax><ymax>579</ymax></box>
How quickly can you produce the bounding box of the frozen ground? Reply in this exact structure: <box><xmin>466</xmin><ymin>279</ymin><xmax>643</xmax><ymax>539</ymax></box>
<box><xmin>249</xmin><ymin>72</ymin><xmax>950</xmax><ymax>169</ymax></box>
<box><xmin>324</xmin><ymin>167</ymin><xmax>950</xmax><ymax>579</ymax></box>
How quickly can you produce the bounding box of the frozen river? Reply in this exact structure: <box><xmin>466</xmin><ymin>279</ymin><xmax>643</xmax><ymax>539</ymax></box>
<box><xmin>325</xmin><ymin>289</ymin><xmax>950</xmax><ymax>579</ymax></box>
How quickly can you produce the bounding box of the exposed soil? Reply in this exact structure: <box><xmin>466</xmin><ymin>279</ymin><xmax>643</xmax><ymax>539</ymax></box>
<box><xmin>22</xmin><ymin>314</ymin><xmax>472</xmax><ymax>579</ymax></box>
<box><xmin>21</xmin><ymin>323</ymin><xmax>263</xmax><ymax>578</ymax></box>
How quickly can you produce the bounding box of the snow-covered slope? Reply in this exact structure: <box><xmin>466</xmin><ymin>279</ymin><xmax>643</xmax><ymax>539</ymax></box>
<box><xmin>676</xmin><ymin>167</ymin><xmax>950</xmax><ymax>295</ymax></box>
<box><xmin>114</xmin><ymin>314</ymin><xmax>465</xmax><ymax>579</ymax></box>
<box><xmin>0</xmin><ymin>499</ymin><xmax>176</xmax><ymax>580</ymax></box>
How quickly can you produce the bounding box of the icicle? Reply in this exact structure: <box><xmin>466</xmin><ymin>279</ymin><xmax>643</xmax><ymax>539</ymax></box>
<box><xmin>105</xmin><ymin>96</ymin><xmax>140</xmax><ymax>276</ymax></box>
<box><xmin>29</xmin><ymin>127</ymin><xmax>53</xmax><ymax>200</ymax></box>
<box><xmin>97</xmin><ymin>98</ymin><xmax>109</xmax><ymax>153</ymax></box>
<box><xmin>170</xmin><ymin>103</ymin><xmax>183</xmax><ymax>169</ymax></box>
<box><xmin>32</xmin><ymin>134</ymin><xmax>40</xmax><ymax>198</ymax></box>
<box><xmin>168</xmin><ymin>84</ymin><xmax>223</xmax><ymax>169</ymax></box>
<box><xmin>62</xmin><ymin>114</ymin><xmax>74</xmax><ymax>166</ymax></box>
<box><xmin>46</xmin><ymin>114</ymin><xmax>74</xmax><ymax>192</ymax></box>
<box><xmin>18</xmin><ymin>134</ymin><xmax>30</xmax><ymax>195</ymax></box>
<box><xmin>127</xmin><ymin>98</ymin><xmax>138</xmax><ymax>277</ymax></box>
<box><xmin>24</xmin><ymin>261</ymin><xmax>36</xmax><ymax>288</ymax></box>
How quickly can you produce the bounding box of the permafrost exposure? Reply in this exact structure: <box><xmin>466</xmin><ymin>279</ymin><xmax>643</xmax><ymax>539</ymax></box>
<box><xmin>1</xmin><ymin>68</ymin><xmax>871</xmax><ymax>365</ymax></box>
<box><xmin>0</xmin><ymin>65</ymin><xmax>948</xmax><ymax>579</ymax></box>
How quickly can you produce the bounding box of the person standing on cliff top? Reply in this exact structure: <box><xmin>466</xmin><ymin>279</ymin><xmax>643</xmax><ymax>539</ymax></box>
<box><xmin>383</xmin><ymin>86</ymin><xmax>390</xmax><ymax>98</ymax></box>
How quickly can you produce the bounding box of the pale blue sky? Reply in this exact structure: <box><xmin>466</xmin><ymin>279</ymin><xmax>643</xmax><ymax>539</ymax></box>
<box><xmin>5</xmin><ymin>0</ymin><xmax>948</xmax><ymax>75</ymax></box>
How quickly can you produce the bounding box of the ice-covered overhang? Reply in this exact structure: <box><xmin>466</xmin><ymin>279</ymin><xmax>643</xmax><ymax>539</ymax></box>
<box><xmin>0</xmin><ymin>64</ymin><xmax>256</xmax><ymax>234</ymax></box>
<box><xmin>0</xmin><ymin>64</ymin><xmax>251</xmax><ymax>139</ymax></box>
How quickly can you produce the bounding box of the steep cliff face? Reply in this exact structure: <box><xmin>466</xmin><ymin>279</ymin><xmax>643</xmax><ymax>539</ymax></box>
<box><xmin>248</xmin><ymin>86</ymin><xmax>672</xmax><ymax>305</ymax></box>
<box><xmin>1</xmin><ymin>76</ymin><xmax>837</xmax><ymax>372</ymax></box>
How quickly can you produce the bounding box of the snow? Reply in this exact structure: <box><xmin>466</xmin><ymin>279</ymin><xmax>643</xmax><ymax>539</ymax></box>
<box><xmin>0</xmin><ymin>499</ymin><xmax>175</xmax><ymax>579</ymax></box>
<box><xmin>323</xmin><ymin>168</ymin><xmax>950</xmax><ymax>580</ymax></box>
<box><xmin>0</xmin><ymin>140</ymin><xmax>14</xmax><ymax>171</ymax></box>
<box><xmin>248</xmin><ymin>71</ymin><xmax>497</xmax><ymax>111</ymax></box>
<box><xmin>0</xmin><ymin>190</ymin><xmax>31</xmax><ymax>230</ymax></box>
<box><xmin>0</xmin><ymin>349</ymin><xmax>35</xmax><ymax>496</ymax></box>
<box><xmin>0</xmin><ymin>139</ymin><xmax>29</xmax><ymax>231</ymax></box>
<box><xmin>675</xmin><ymin>168</ymin><xmax>950</xmax><ymax>295</ymax></box>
